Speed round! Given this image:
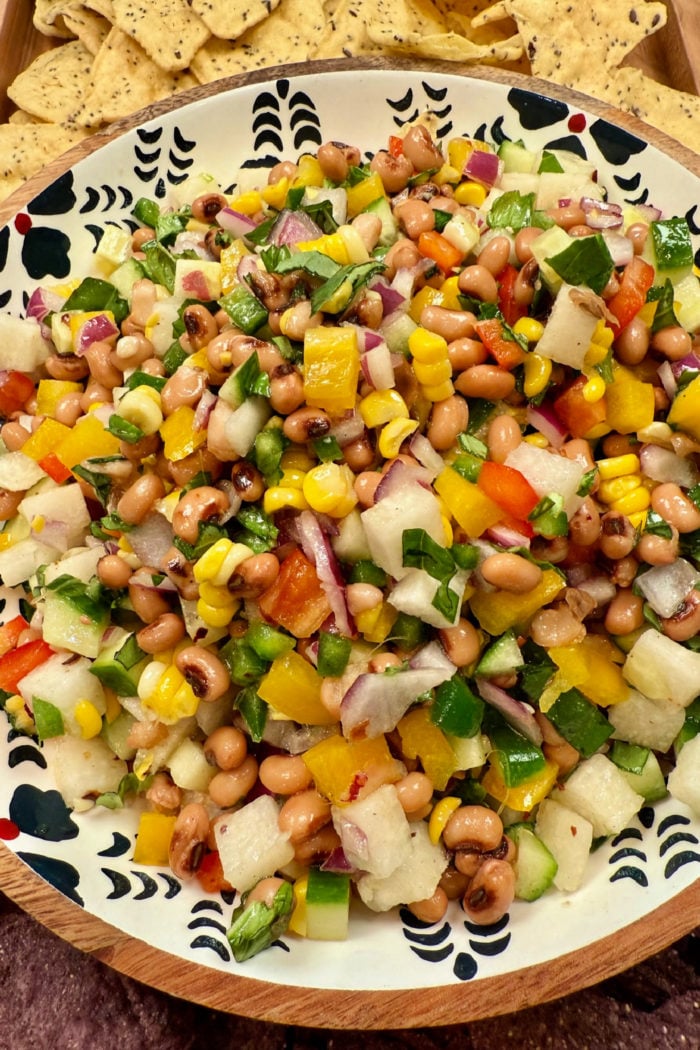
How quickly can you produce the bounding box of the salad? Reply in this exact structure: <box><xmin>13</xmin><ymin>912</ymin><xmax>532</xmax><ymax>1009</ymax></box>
<box><xmin>1</xmin><ymin>117</ymin><xmax>699</xmax><ymax>963</ymax></box>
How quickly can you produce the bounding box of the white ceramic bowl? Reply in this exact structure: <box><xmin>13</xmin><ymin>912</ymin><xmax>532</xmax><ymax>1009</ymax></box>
<box><xmin>0</xmin><ymin>59</ymin><xmax>699</xmax><ymax>1028</ymax></box>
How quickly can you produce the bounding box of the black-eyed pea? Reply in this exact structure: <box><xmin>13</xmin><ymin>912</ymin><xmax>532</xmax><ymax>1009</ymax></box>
<box><xmin>457</xmin><ymin>264</ymin><xmax>499</xmax><ymax>303</ymax></box>
<box><xmin>407</xmin><ymin>887</ymin><xmax>449</xmax><ymax>925</ymax></box>
<box><xmin>258</xmin><ymin>754</ymin><xmax>313</xmax><ymax>796</ymax></box>
<box><xmin>486</xmin><ymin>413</ymin><xmax>521</xmax><ymax>463</ymax></box>
<box><xmin>135</xmin><ymin>613</ymin><xmax>186</xmax><ymax>654</ymax></box>
<box><xmin>282</xmin><ymin>406</ymin><xmax>331</xmax><ymax>442</ymax></box>
<box><xmin>0</xmin><ymin>488</ymin><xmax>25</xmax><ymax>521</ymax></box>
<box><xmin>394</xmin><ymin>198</ymin><xmax>435</xmax><ymax>240</ymax></box>
<box><xmin>168</xmin><ymin>802</ymin><xmax>210</xmax><ymax>879</ymax></box>
<box><xmin>203</xmin><ymin>725</ymin><xmax>247</xmax><ymax>770</ymax></box>
<box><xmin>461</xmin><ymin>858</ymin><xmax>516</xmax><ymax>925</ymax></box>
<box><xmin>245</xmin><ymin>876</ymin><xmax>288</xmax><ymax>908</ymax></box>
<box><xmin>650</xmin><ymin>483</ymin><xmax>700</xmax><ymax>533</ymax></box>
<box><xmin>427</xmin><ymin>395</ymin><xmax>469</xmax><ymax>451</ymax></box>
<box><xmin>97</xmin><ymin>554</ymin><xmax>133</xmax><ymax>590</ymax></box>
<box><xmin>116</xmin><ymin>472</ymin><xmax>166</xmax><ymax>525</ymax></box>
<box><xmin>420</xmin><ymin>304</ymin><xmax>476</xmax><ymax>342</ymax></box>
<box><xmin>401</xmin><ymin>125</ymin><xmax>444</xmax><ymax>171</ymax></box>
<box><xmin>477</xmin><ymin>235</ymin><xmax>511</xmax><ymax>276</ymax></box>
<box><xmin>480</xmin><ymin>552</ymin><xmax>542</xmax><ymax>594</ymax></box>
<box><xmin>394</xmin><ymin>772</ymin><xmax>434</xmax><ymax>815</ymax></box>
<box><xmin>651</xmin><ymin>325</ymin><xmax>692</xmax><ymax>361</ymax></box>
<box><xmin>208</xmin><ymin>755</ymin><xmax>259</xmax><ymax>808</ymax></box>
<box><xmin>127</xmin><ymin>580</ymin><xmax>171</xmax><ymax>625</ymax></box>
<box><xmin>604</xmin><ymin>589</ymin><xmax>645</xmax><ymax>636</ymax></box>
<box><xmin>278</xmin><ymin>789</ymin><xmax>331</xmax><ymax>845</ymax></box>
<box><xmin>438</xmin><ymin>618</ymin><xmax>481</xmax><ymax>668</ymax></box>
<box><xmin>172</xmin><ymin>485</ymin><xmax>230</xmax><ymax>544</ymax></box>
<box><xmin>443</xmin><ymin>805</ymin><xmax>504</xmax><ymax>853</ymax></box>
<box><xmin>369</xmin><ymin>151</ymin><xmax>414</xmax><ymax>194</ymax></box>
<box><xmin>455</xmin><ymin>365</ymin><xmax>516</xmax><ymax>400</ymax></box>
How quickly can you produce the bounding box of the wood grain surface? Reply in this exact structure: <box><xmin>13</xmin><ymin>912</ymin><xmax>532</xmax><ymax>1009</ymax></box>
<box><xmin>0</xmin><ymin>42</ymin><xmax>699</xmax><ymax>1033</ymax></box>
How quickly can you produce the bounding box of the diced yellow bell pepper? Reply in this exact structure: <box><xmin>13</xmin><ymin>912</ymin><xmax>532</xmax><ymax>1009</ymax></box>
<box><xmin>397</xmin><ymin>705</ymin><xmax>458</xmax><ymax>791</ymax></box>
<box><xmin>428</xmin><ymin>796</ymin><xmax>461</xmax><ymax>844</ymax></box>
<box><xmin>354</xmin><ymin>601</ymin><xmax>398</xmax><ymax>643</ymax></box>
<box><xmin>482</xmin><ymin>758</ymin><xmax>559</xmax><ymax>812</ymax></box>
<box><xmin>667</xmin><ymin>373</ymin><xmax>700</xmax><ymax>441</ymax></box>
<box><xmin>447</xmin><ymin>138</ymin><xmax>472</xmax><ymax>172</ymax></box>
<box><xmin>160</xmin><ymin>405</ymin><xmax>207</xmax><ymax>462</ymax></box>
<box><xmin>303</xmin><ymin>326</ymin><xmax>359</xmax><ymax>415</ymax></box>
<box><xmin>133</xmin><ymin>812</ymin><xmax>177</xmax><ymax>866</ymax></box>
<box><xmin>261</xmin><ymin>177</ymin><xmax>289</xmax><ymax>210</ymax></box>
<box><xmin>288</xmin><ymin>873</ymin><xmax>309</xmax><ymax>936</ymax></box>
<box><xmin>295</xmin><ymin>232</ymin><xmax>350</xmax><ymax>265</ymax></box>
<box><xmin>57</xmin><ymin>414</ymin><xmax>121</xmax><ymax>467</ymax></box>
<box><xmin>35</xmin><ymin>380</ymin><xmax>82</xmax><ymax>418</ymax></box>
<box><xmin>345</xmin><ymin>172</ymin><xmax>386</xmax><ymax>217</ymax></box>
<box><xmin>605</xmin><ymin>376</ymin><xmax>655</xmax><ymax>434</ymax></box>
<box><xmin>469</xmin><ymin>568</ymin><xmax>566</xmax><ymax>635</ymax></box>
<box><xmin>302</xmin><ymin>733</ymin><xmax>404</xmax><ymax>805</ymax></box>
<box><xmin>257</xmin><ymin>650</ymin><xmax>336</xmax><ymax>725</ymax></box>
<box><xmin>549</xmin><ymin>636</ymin><xmax>629</xmax><ymax>707</ymax></box>
<box><xmin>228</xmin><ymin>190</ymin><xmax>262</xmax><ymax>216</ymax></box>
<box><xmin>409</xmin><ymin>285</ymin><xmax>444</xmax><ymax>322</ymax></box>
<box><xmin>293</xmin><ymin>154</ymin><xmax>324</xmax><ymax>188</ymax></box>
<box><xmin>434</xmin><ymin>466</ymin><xmax>502</xmax><ymax>537</ymax></box>
<box><xmin>20</xmin><ymin>418</ymin><xmax>72</xmax><ymax>462</ymax></box>
<box><xmin>220</xmin><ymin>239</ymin><xmax>252</xmax><ymax>295</ymax></box>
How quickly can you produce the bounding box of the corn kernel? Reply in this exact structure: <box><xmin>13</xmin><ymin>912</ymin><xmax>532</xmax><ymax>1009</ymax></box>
<box><xmin>74</xmin><ymin>700</ymin><xmax>102</xmax><ymax>740</ymax></box>
<box><xmin>261</xmin><ymin>178</ymin><xmax>289</xmax><ymax>209</ymax></box>
<box><xmin>196</xmin><ymin>599</ymin><xmax>236</xmax><ymax>628</ymax></box>
<box><xmin>409</xmin><ymin>326</ymin><xmax>449</xmax><ymax>363</ymax></box>
<box><xmin>610</xmin><ymin>487</ymin><xmax>651</xmax><ymax>516</ymax></box>
<box><xmin>581</xmin><ymin>374</ymin><xmax>607</xmax><ymax>403</ymax></box>
<box><xmin>413</xmin><ymin>358</ymin><xmax>452</xmax><ymax>387</ymax></box>
<box><xmin>302</xmin><ymin>462</ymin><xmax>357</xmax><ymax>517</ymax></box>
<box><xmin>523</xmin><ymin>353</ymin><xmax>552</xmax><ymax>399</ymax></box>
<box><xmin>118</xmin><ymin>386</ymin><xmax>163</xmax><ymax>435</ymax></box>
<box><xmin>597</xmin><ymin>454</ymin><xmax>641</xmax><ymax>480</ymax></box>
<box><xmin>598</xmin><ymin>475</ymin><xmax>641</xmax><ymax>504</ymax></box>
<box><xmin>338</xmin><ymin>224</ymin><xmax>370</xmax><ymax>264</ymax></box>
<box><xmin>421</xmin><ymin>379</ymin><xmax>455</xmax><ymax>403</ymax></box>
<box><xmin>628</xmin><ymin>510</ymin><xmax>648</xmax><ymax>531</ymax></box>
<box><xmin>512</xmin><ymin>317</ymin><xmax>545</xmax><ymax>343</ymax></box>
<box><xmin>354</xmin><ymin>601</ymin><xmax>398</xmax><ymax>643</ymax></box>
<box><xmin>137</xmin><ymin>660</ymin><xmax>168</xmax><ymax>703</ymax></box>
<box><xmin>428</xmin><ymin>796</ymin><xmax>461</xmax><ymax>845</ymax></box>
<box><xmin>194</xmin><ymin>539</ymin><xmax>254</xmax><ymax>586</ymax></box>
<box><xmin>288</xmin><ymin>874</ymin><xmax>308</xmax><ymax>936</ymax></box>
<box><xmin>359</xmin><ymin>389</ymin><xmax>409</xmax><ymax>427</ymax></box>
<box><xmin>584</xmin><ymin>342</ymin><xmax>610</xmax><ymax>367</ymax></box>
<box><xmin>524</xmin><ymin>432</ymin><xmax>550</xmax><ymax>448</ymax></box>
<box><xmin>281</xmin><ymin>446</ymin><xmax>316</xmax><ymax>472</ymax></box>
<box><xmin>280</xmin><ymin>467</ymin><xmax>307</xmax><ymax>490</ymax></box>
<box><xmin>439</xmin><ymin>275</ymin><xmax>463</xmax><ymax>311</ymax></box>
<box><xmin>454</xmin><ymin>181</ymin><xmax>487</xmax><ymax>206</ymax></box>
<box><xmin>263</xmin><ymin>486</ymin><xmax>310</xmax><ymax>514</ymax></box>
<box><xmin>198</xmin><ymin>581</ymin><xmax>235</xmax><ymax>608</ymax></box>
<box><xmin>441</xmin><ymin>515</ymin><xmax>453</xmax><ymax>547</ymax></box>
<box><xmin>378</xmin><ymin>417</ymin><xmax>419</xmax><ymax>458</ymax></box>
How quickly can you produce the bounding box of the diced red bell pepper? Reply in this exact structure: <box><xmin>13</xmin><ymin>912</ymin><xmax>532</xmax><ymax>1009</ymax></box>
<box><xmin>388</xmin><ymin>135</ymin><xmax>404</xmax><ymax>158</ymax></box>
<box><xmin>258</xmin><ymin>547</ymin><xmax>332</xmax><ymax>638</ymax></box>
<box><xmin>0</xmin><ymin>639</ymin><xmax>53</xmax><ymax>694</ymax></box>
<box><xmin>39</xmin><ymin>452</ymin><xmax>73</xmax><ymax>485</ymax></box>
<box><xmin>0</xmin><ymin>371</ymin><xmax>35</xmax><ymax>417</ymax></box>
<box><xmin>474</xmin><ymin>317</ymin><xmax>526</xmax><ymax>370</ymax></box>
<box><xmin>0</xmin><ymin>615</ymin><xmax>30</xmax><ymax>659</ymax></box>
<box><xmin>477</xmin><ymin>460</ymin><xmax>540</xmax><ymax>521</ymax></box>
<box><xmin>195</xmin><ymin>850</ymin><xmax>232</xmax><ymax>893</ymax></box>
<box><xmin>554</xmin><ymin>375</ymin><xmax>608</xmax><ymax>439</ymax></box>
<box><xmin>417</xmin><ymin>230</ymin><xmax>464</xmax><ymax>273</ymax></box>
<box><xmin>606</xmin><ymin>256</ymin><xmax>655</xmax><ymax>335</ymax></box>
<box><xmin>497</xmin><ymin>264</ymin><xmax>528</xmax><ymax>327</ymax></box>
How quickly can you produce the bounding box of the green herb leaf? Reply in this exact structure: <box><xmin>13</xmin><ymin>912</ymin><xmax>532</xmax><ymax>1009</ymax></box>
<box><xmin>32</xmin><ymin>696</ymin><xmax>64</xmax><ymax>740</ymax></box>
<box><xmin>647</xmin><ymin>278</ymin><xmax>679</xmax><ymax>333</ymax></box>
<box><xmin>458</xmin><ymin>431</ymin><xmax>488</xmax><ymax>458</ymax></box>
<box><xmin>402</xmin><ymin>528</ymin><xmax>455</xmax><ymax>580</ymax></box>
<box><xmin>310</xmin><ymin>260</ymin><xmax>385</xmax><ymax>314</ymax></box>
<box><xmin>544</xmin><ymin>233</ymin><xmax>614</xmax><ymax>295</ymax></box>
<box><xmin>227</xmin><ymin>881</ymin><xmax>293</xmax><ymax>962</ymax></box>
<box><xmin>62</xmin><ymin>277</ymin><xmax>128</xmax><ymax>326</ymax></box>
<box><xmin>313</xmin><ymin>435</ymin><xmax>343</xmax><ymax>462</ymax></box>
<box><xmin>140</xmin><ymin>240</ymin><xmax>177</xmax><ymax>293</ymax></box>
<box><xmin>576</xmin><ymin>468</ymin><xmax>598</xmax><ymax>497</ymax></box>
<box><xmin>71</xmin><ymin>464</ymin><xmax>113</xmax><ymax>507</ymax></box>
<box><xmin>219</xmin><ymin>285</ymin><xmax>268</xmax><ymax>334</ymax></box>
<box><xmin>107</xmin><ymin>414</ymin><xmax>145</xmax><ymax>444</ymax></box>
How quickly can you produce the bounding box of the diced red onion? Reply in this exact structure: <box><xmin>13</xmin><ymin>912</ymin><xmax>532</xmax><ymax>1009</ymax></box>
<box><xmin>657</xmin><ymin>361</ymin><xmax>677</xmax><ymax>401</ymax></box>
<box><xmin>669</xmin><ymin>352</ymin><xmax>700</xmax><ymax>379</ymax></box>
<box><xmin>557</xmin><ymin>198</ymin><xmax>573</xmax><ymax>208</ymax></box>
<box><xmin>639</xmin><ymin>443</ymin><xmax>699</xmax><ymax>488</ymax></box>
<box><xmin>260</xmin><ymin>719</ymin><xmax>336</xmax><ymax>754</ymax></box>
<box><xmin>217</xmin><ymin>479</ymin><xmax>243</xmax><ymax>525</ymax></box>
<box><xmin>374</xmin><ymin>458</ymin><xmax>434</xmax><ymax>500</ymax></box>
<box><xmin>361</xmin><ymin>340</ymin><xmax>395</xmax><ymax>391</ymax></box>
<box><xmin>635</xmin><ymin>558</ymin><xmax>700</xmax><ymax>619</ymax></box>
<box><xmin>26</xmin><ymin>286</ymin><xmax>63</xmax><ymax>326</ymax></box>
<box><xmin>320</xmin><ymin>847</ymin><xmax>356</xmax><ymax>874</ymax></box>
<box><xmin>408</xmin><ymin>433</ymin><xmax>445</xmax><ymax>480</ymax></box>
<box><xmin>408</xmin><ymin>639</ymin><xmax>456</xmax><ymax>678</ymax></box>
<box><xmin>575</xmin><ymin>574</ymin><xmax>617</xmax><ymax>608</ymax></box>
<box><xmin>526</xmin><ymin>402</ymin><xmax>567</xmax><ymax>449</ymax></box>
<box><xmin>601</xmin><ymin>231</ymin><xmax>634</xmax><ymax>267</ymax></box>
<box><xmin>362</xmin><ymin>329</ymin><xmax>384</xmax><ymax>352</ymax></box>
<box><xmin>32</xmin><ymin>519</ymin><xmax>70</xmax><ymax>552</ymax></box>
<box><xmin>486</xmin><ymin>523</ymin><xmax>532</xmax><ymax>550</ymax></box>
<box><xmin>127</xmin><ymin>512</ymin><xmax>174</xmax><ymax>567</ymax></box>
<box><xmin>237</xmin><ymin>254</ymin><xmax>260</xmax><ymax>285</ymax></box>
<box><xmin>370</xmin><ymin>277</ymin><xmax>406</xmax><ymax>317</ymax></box>
<box><xmin>268</xmin><ymin>208</ymin><xmax>322</xmax><ymax>246</ymax></box>
<box><xmin>294</xmin><ymin>510</ymin><xmax>355</xmax><ymax>637</ymax></box>
<box><xmin>464</xmin><ymin>149</ymin><xmax>503</xmax><ymax>187</ymax></box>
<box><xmin>73</xmin><ymin>312</ymin><xmax>119</xmax><ymax>355</ymax></box>
<box><xmin>329</xmin><ymin>411</ymin><xmax>366</xmax><ymax>447</ymax></box>
<box><xmin>172</xmin><ymin>231</ymin><xmax>209</xmax><ymax>258</ymax></box>
<box><xmin>633</xmin><ymin>203</ymin><xmax>662</xmax><ymax>223</ymax></box>
<box><xmin>580</xmin><ymin>197</ymin><xmax>623</xmax><ymax>229</ymax></box>
<box><xmin>215</xmin><ymin>207</ymin><xmax>257</xmax><ymax>238</ymax></box>
<box><xmin>193</xmin><ymin>388</ymin><xmax>217</xmax><ymax>431</ymax></box>
<box><xmin>475</xmin><ymin>677</ymin><xmax>543</xmax><ymax>745</ymax></box>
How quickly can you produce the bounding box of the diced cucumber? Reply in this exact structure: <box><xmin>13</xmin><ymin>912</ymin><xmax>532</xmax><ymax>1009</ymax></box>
<box><xmin>305</xmin><ymin>867</ymin><xmax>351</xmax><ymax>941</ymax></box>
<box><xmin>101</xmin><ymin>708</ymin><xmax>136</xmax><ymax>761</ymax></box>
<box><xmin>90</xmin><ymin>629</ymin><xmax>150</xmax><ymax>696</ymax></box>
<box><xmin>534</xmin><ymin>798</ymin><xmax>593</xmax><ymax>892</ymax></box>
<box><xmin>380</xmin><ymin>309</ymin><xmax>417</xmax><ymax>355</ymax></box>
<box><xmin>474</xmin><ymin>629</ymin><xmax>524</xmax><ymax>677</ymax></box>
<box><xmin>498</xmin><ymin>139</ymin><xmax>537</xmax><ymax>174</ymax></box>
<box><xmin>673</xmin><ymin>272</ymin><xmax>700</xmax><ymax>333</ymax></box>
<box><xmin>363</xmin><ymin>195</ymin><xmax>398</xmax><ymax>247</ymax></box>
<box><xmin>108</xmin><ymin>256</ymin><xmax>146</xmax><ymax>300</ymax></box>
<box><xmin>546</xmin><ymin>687</ymin><xmax>612</xmax><ymax>758</ymax></box>
<box><xmin>610</xmin><ymin>742</ymin><xmax>667</xmax><ymax>803</ymax></box>
<box><xmin>42</xmin><ymin>574</ymin><xmax>110</xmax><ymax>659</ymax></box>
<box><xmin>529</xmin><ymin>224</ymin><xmax>573</xmax><ymax>291</ymax></box>
<box><xmin>507</xmin><ymin>822</ymin><xmax>558</xmax><ymax>901</ymax></box>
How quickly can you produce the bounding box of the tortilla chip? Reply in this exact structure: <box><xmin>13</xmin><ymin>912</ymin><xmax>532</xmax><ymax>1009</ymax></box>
<box><xmin>190</xmin><ymin>0</ymin><xmax>281</xmax><ymax>43</ymax></box>
<box><xmin>83</xmin><ymin>0</ymin><xmax>115</xmax><ymax>17</ymax></box>
<box><xmin>8</xmin><ymin>110</ymin><xmax>43</xmax><ymax>125</ymax></box>
<box><xmin>0</xmin><ymin>123</ymin><xmax>90</xmax><ymax>183</ymax></box>
<box><xmin>191</xmin><ymin>0</ymin><xmax>324</xmax><ymax>81</ymax></box>
<box><xmin>60</xmin><ymin>4</ymin><xmax>112</xmax><ymax>54</ymax></box>
<box><xmin>7</xmin><ymin>41</ymin><xmax>94</xmax><ymax>125</ymax></box>
<box><xmin>111</xmin><ymin>0</ymin><xmax>210</xmax><ymax>71</ymax></box>
<box><xmin>368</xmin><ymin>27</ymin><xmax>523</xmax><ymax>63</ymax></box>
<box><xmin>33</xmin><ymin>0</ymin><xmax>76</xmax><ymax>38</ymax></box>
<box><xmin>74</xmin><ymin>27</ymin><xmax>198</xmax><ymax>126</ymax></box>
<box><xmin>0</xmin><ymin>176</ymin><xmax>25</xmax><ymax>203</ymax></box>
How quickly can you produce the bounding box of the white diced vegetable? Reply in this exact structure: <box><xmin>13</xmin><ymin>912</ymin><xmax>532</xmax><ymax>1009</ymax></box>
<box><xmin>0</xmin><ymin>537</ymin><xmax>57</xmax><ymax>586</ymax></box>
<box><xmin>214</xmin><ymin>794</ymin><xmax>294</xmax><ymax>894</ymax></box>
<box><xmin>133</xmin><ymin>715</ymin><xmax>197</xmax><ymax>771</ymax></box>
<box><xmin>534</xmin><ymin>798</ymin><xmax>593</xmax><ymax>892</ymax></box>
<box><xmin>332</xmin><ymin>784</ymin><xmax>411</xmax><ymax>878</ymax></box>
<box><xmin>557</xmin><ymin>754</ymin><xmax>644</xmax><ymax>838</ymax></box>
<box><xmin>505</xmin><ymin>441</ymin><xmax>584</xmax><ymax>517</ymax></box>
<box><xmin>388</xmin><ymin>566</ymin><xmax>469</xmax><ymax>629</ymax></box>
<box><xmin>361</xmin><ymin>481</ymin><xmax>444</xmax><ymax>581</ymax></box>
<box><xmin>623</xmin><ymin>630</ymin><xmax>700</xmax><ymax>707</ymax></box>
<box><xmin>168</xmin><ymin>738</ymin><xmax>216</xmax><ymax>792</ymax></box>
<box><xmin>19</xmin><ymin>653</ymin><xmax>106</xmax><ymax>737</ymax></box>
<box><xmin>43</xmin><ymin>545</ymin><xmax>105</xmax><ymax>586</ymax></box>
<box><xmin>331</xmin><ymin>509</ymin><xmax>372</xmax><ymax>563</ymax></box>
<box><xmin>0</xmin><ymin>314</ymin><xmax>50</xmax><ymax>371</ymax></box>
<box><xmin>667</xmin><ymin>734</ymin><xmax>700</xmax><ymax>815</ymax></box>
<box><xmin>19</xmin><ymin>484</ymin><xmax>91</xmax><ymax>549</ymax></box>
<box><xmin>529</xmin><ymin>283</ymin><xmax>601</xmax><ymax>371</ymax></box>
<box><xmin>0</xmin><ymin>452</ymin><xmax>47</xmax><ymax>491</ymax></box>
<box><xmin>356</xmin><ymin>821</ymin><xmax>448</xmax><ymax>912</ymax></box>
<box><xmin>608</xmin><ymin>688</ymin><xmax>685</xmax><ymax>753</ymax></box>
<box><xmin>43</xmin><ymin>734</ymin><xmax>127</xmax><ymax>811</ymax></box>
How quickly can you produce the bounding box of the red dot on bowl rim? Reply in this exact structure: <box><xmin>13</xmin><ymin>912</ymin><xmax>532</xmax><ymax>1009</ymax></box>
<box><xmin>568</xmin><ymin>113</ymin><xmax>586</xmax><ymax>133</ymax></box>
<box><xmin>14</xmin><ymin>213</ymin><xmax>32</xmax><ymax>234</ymax></box>
<box><xmin>0</xmin><ymin>818</ymin><xmax>20</xmax><ymax>840</ymax></box>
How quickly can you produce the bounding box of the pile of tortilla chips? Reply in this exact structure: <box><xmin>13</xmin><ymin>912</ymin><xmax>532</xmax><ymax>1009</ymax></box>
<box><xmin>0</xmin><ymin>0</ymin><xmax>698</xmax><ymax>203</ymax></box>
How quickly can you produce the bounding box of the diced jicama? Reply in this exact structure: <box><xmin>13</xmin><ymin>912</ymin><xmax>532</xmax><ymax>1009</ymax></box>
<box><xmin>556</xmin><ymin>754</ymin><xmax>644</xmax><ymax>837</ymax></box>
<box><xmin>168</xmin><ymin>738</ymin><xmax>216</xmax><ymax>793</ymax></box>
<box><xmin>43</xmin><ymin>546</ymin><xmax>105</xmax><ymax>586</ymax></box>
<box><xmin>0</xmin><ymin>537</ymin><xmax>57</xmax><ymax>586</ymax></box>
<box><xmin>668</xmin><ymin>734</ymin><xmax>700</xmax><ymax>815</ymax></box>
<box><xmin>19</xmin><ymin>652</ymin><xmax>106</xmax><ymax>737</ymax></box>
<box><xmin>623</xmin><ymin>630</ymin><xmax>700</xmax><ymax>707</ymax></box>
<box><xmin>214</xmin><ymin>794</ymin><xmax>294</xmax><ymax>894</ymax></box>
<box><xmin>534</xmin><ymin>799</ymin><xmax>593</xmax><ymax>892</ymax></box>
<box><xmin>635</xmin><ymin>559</ymin><xmax>700</xmax><ymax>619</ymax></box>
<box><xmin>505</xmin><ymin>441</ymin><xmax>584</xmax><ymax>517</ymax></box>
<box><xmin>356</xmin><ymin>821</ymin><xmax>448</xmax><ymax>912</ymax></box>
<box><xmin>608</xmin><ymin>688</ymin><xmax>685</xmax><ymax>753</ymax></box>
<box><xmin>43</xmin><ymin>734</ymin><xmax>128</xmax><ymax>812</ymax></box>
<box><xmin>361</xmin><ymin>466</ymin><xmax>444</xmax><ymax>580</ymax></box>
<box><xmin>387</xmin><ymin>566</ymin><xmax>469</xmax><ymax>628</ymax></box>
<box><xmin>0</xmin><ymin>314</ymin><xmax>50</xmax><ymax>371</ymax></box>
<box><xmin>331</xmin><ymin>784</ymin><xmax>411</xmax><ymax>878</ymax></box>
<box><xmin>530</xmin><ymin>283</ymin><xmax>601</xmax><ymax>370</ymax></box>
<box><xmin>0</xmin><ymin>451</ymin><xmax>47</xmax><ymax>491</ymax></box>
<box><xmin>19</xmin><ymin>484</ymin><xmax>90</xmax><ymax>550</ymax></box>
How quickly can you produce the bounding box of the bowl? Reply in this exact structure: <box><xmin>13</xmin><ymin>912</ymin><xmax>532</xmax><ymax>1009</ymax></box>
<box><xmin>1</xmin><ymin>58</ymin><xmax>699</xmax><ymax>1029</ymax></box>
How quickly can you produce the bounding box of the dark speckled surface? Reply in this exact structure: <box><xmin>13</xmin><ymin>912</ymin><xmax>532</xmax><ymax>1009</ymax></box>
<box><xmin>0</xmin><ymin>891</ymin><xmax>698</xmax><ymax>1050</ymax></box>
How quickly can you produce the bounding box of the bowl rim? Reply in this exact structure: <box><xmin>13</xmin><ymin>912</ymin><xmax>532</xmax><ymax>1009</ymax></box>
<box><xmin>1</xmin><ymin>55</ymin><xmax>699</xmax><ymax>226</ymax></box>
<box><xmin>1</xmin><ymin>57</ymin><xmax>699</xmax><ymax>1028</ymax></box>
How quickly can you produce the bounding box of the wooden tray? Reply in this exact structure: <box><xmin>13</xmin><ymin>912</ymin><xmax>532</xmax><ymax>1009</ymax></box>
<box><xmin>0</xmin><ymin>0</ymin><xmax>699</xmax><ymax>125</ymax></box>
